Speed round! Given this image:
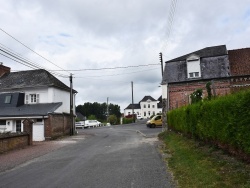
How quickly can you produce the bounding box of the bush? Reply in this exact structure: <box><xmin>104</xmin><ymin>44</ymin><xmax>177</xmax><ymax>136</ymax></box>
<box><xmin>167</xmin><ymin>89</ymin><xmax>250</xmax><ymax>155</ymax></box>
<box><xmin>123</xmin><ymin>118</ymin><xmax>133</xmax><ymax>124</ymax></box>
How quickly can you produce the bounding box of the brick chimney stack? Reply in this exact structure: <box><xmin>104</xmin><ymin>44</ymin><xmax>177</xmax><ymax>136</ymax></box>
<box><xmin>0</xmin><ymin>63</ymin><xmax>11</xmax><ymax>77</ymax></box>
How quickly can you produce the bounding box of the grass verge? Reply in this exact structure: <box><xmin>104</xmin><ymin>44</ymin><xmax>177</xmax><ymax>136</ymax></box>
<box><xmin>158</xmin><ymin>131</ymin><xmax>250</xmax><ymax>188</ymax></box>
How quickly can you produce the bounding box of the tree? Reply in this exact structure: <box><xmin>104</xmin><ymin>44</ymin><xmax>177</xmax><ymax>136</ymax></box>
<box><xmin>88</xmin><ymin>115</ymin><xmax>97</xmax><ymax>120</ymax></box>
<box><xmin>108</xmin><ymin>115</ymin><xmax>118</xmax><ymax>125</ymax></box>
<box><xmin>76</xmin><ymin>102</ymin><xmax>121</xmax><ymax>122</ymax></box>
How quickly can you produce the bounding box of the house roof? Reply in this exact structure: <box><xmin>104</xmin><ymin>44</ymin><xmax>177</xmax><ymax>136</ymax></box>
<box><xmin>0</xmin><ymin>102</ymin><xmax>62</xmax><ymax>117</ymax></box>
<box><xmin>0</xmin><ymin>92</ymin><xmax>24</xmax><ymax>107</ymax></box>
<box><xmin>157</xmin><ymin>102</ymin><xmax>162</xmax><ymax>108</ymax></box>
<box><xmin>166</xmin><ymin>45</ymin><xmax>228</xmax><ymax>63</ymax></box>
<box><xmin>0</xmin><ymin>69</ymin><xmax>77</xmax><ymax>93</ymax></box>
<box><xmin>124</xmin><ymin>103</ymin><xmax>141</xmax><ymax>110</ymax></box>
<box><xmin>139</xmin><ymin>96</ymin><xmax>157</xmax><ymax>103</ymax></box>
<box><xmin>76</xmin><ymin>112</ymin><xmax>86</xmax><ymax>121</ymax></box>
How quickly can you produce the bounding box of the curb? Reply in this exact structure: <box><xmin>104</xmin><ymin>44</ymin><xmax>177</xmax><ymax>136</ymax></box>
<box><xmin>136</xmin><ymin>130</ymin><xmax>148</xmax><ymax>138</ymax></box>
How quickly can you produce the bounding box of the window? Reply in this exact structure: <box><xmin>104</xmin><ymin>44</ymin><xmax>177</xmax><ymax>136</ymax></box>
<box><xmin>26</xmin><ymin>94</ymin><xmax>40</xmax><ymax>104</ymax></box>
<box><xmin>152</xmin><ymin>105</ymin><xmax>155</xmax><ymax>108</ymax></box>
<box><xmin>144</xmin><ymin>104</ymin><xmax>146</xmax><ymax>108</ymax></box>
<box><xmin>187</xmin><ymin>55</ymin><xmax>201</xmax><ymax>79</ymax></box>
<box><xmin>4</xmin><ymin>95</ymin><xmax>11</xmax><ymax>104</ymax></box>
<box><xmin>189</xmin><ymin>72</ymin><xmax>199</xmax><ymax>78</ymax></box>
<box><xmin>37</xmin><ymin>119</ymin><xmax>43</xmax><ymax>122</ymax></box>
<box><xmin>0</xmin><ymin>120</ymin><xmax>6</xmax><ymax>125</ymax></box>
<box><xmin>16</xmin><ymin>120</ymin><xmax>21</xmax><ymax>132</ymax></box>
<box><xmin>148</xmin><ymin>104</ymin><xmax>150</xmax><ymax>108</ymax></box>
<box><xmin>153</xmin><ymin>111</ymin><xmax>155</xmax><ymax>115</ymax></box>
<box><xmin>148</xmin><ymin>111</ymin><xmax>150</xmax><ymax>116</ymax></box>
<box><xmin>144</xmin><ymin>112</ymin><xmax>146</xmax><ymax>116</ymax></box>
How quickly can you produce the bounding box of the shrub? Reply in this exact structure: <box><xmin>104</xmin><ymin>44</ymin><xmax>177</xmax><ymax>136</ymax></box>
<box><xmin>167</xmin><ymin>89</ymin><xmax>250</xmax><ymax>155</ymax></box>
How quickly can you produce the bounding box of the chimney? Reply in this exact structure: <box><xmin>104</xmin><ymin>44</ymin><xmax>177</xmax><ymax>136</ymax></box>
<box><xmin>0</xmin><ymin>63</ymin><xmax>11</xmax><ymax>77</ymax></box>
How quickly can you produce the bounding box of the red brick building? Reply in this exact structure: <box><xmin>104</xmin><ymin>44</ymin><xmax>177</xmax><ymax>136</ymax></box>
<box><xmin>162</xmin><ymin>45</ymin><xmax>250</xmax><ymax>109</ymax></box>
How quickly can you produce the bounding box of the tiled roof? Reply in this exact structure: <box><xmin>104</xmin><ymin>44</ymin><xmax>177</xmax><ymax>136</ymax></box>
<box><xmin>76</xmin><ymin>112</ymin><xmax>86</xmax><ymax>120</ymax></box>
<box><xmin>0</xmin><ymin>69</ymin><xmax>76</xmax><ymax>93</ymax></box>
<box><xmin>139</xmin><ymin>96</ymin><xmax>157</xmax><ymax>103</ymax></box>
<box><xmin>0</xmin><ymin>92</ymin><xmax>24</xmax><ymax>107</ymax></box>
<box><xmin>124</xmin><ymin>103</ymin><xmax>140</xmax><ymax>110</ymax></box>
<box><xmin>0</xmin><ymin>102</ymin><xmax>62</xmax><ymax>117</ymax></box>
<box><xmin>166</xmin><ymin>45</ymin><xmax>227</xmax><ymax>63</ymax></box>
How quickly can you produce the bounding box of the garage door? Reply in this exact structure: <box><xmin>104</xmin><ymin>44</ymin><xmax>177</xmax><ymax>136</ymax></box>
<box><xmin>33</xmin><ymin>124</ymin><xmax>45</xmax><ymax>141</ymax></box>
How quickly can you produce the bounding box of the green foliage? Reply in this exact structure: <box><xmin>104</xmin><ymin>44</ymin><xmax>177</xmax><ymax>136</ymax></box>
<box><xmin>206</xmin><ymin>82</ymin><xmax>212</xmax><ymax>100</ymax></box>
<box><xmin>75</xmin><ymin>117</ymin><xmax>80</xmax><ymax>122</ymax></box>
<box><xmin>108</xmin><ymin>114</ymin><xmax>118</xmax><ymax>125</ymax></box>
<box><xmin>159</xmin><ymin>131</ymin><xmax>250</xmax><ymax>187</ymax></box>
<box><xmin>88</xmin><ymin>114</ymin><xmax>97</xmax><ymax>120</ymax></box>
<box><xmin>76</xmin><ymin>102</ymin><xmax>121</xmax><ymax>121</ymax></box>
<box><xmin>123</xmin><ymin>118</ymin><xmax>133</xmax><ymax>124</ymax></box>
<box><xmin>168</xmin><ymin>89</ymin><xmax>250</xmax><ymax>154</ymax></box>
<box><xmin>190</xmin><ymin>89</ymin><xmax>203</xmax><ymax>104</ymax></box>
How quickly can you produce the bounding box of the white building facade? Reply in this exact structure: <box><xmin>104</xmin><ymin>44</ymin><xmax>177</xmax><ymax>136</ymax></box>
<box><xmin>0</xmin><ymin>64</ymin><xmax>77</xmax><ymax>141</ymax></box>
<box><xmin>124</xmin><ymin>96</ymin><xmax>162</xmax><ymax>119</ymax></box>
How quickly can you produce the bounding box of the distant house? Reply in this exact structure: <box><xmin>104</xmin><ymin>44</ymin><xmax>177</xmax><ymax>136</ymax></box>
<box><xmin>76</xmin><ymin>111</ymin><xmax>86</xmax><ymax>121</ymax></box>
<box><xmin>161</xmin><ymin>45</ymin><xmax>250</xmax><ymax>109</ymax></box>
<box><xmin>0</xmin><ymin>64</ymin><xmax>77</xmax><ymax>141</ymax></box>
<box><xmin>124</xmin><ymin>96</ymin><xmax>162</xmax><ymax>119</ymax></box>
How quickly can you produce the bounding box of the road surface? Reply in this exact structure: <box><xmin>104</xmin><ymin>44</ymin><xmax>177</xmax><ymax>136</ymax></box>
<box><xmin>0</xmin><ymin>122</ymin><xmax>175</xmax><ymax>188</ymax></box>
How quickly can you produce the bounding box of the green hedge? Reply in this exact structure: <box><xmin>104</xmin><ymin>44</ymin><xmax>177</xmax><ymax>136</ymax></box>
<box><xmin>123</xmin><ymin>118</ymin><xmax>133</xmax><ymax>124</ymax></box>
<box><xmin>168</xmin><ymin>89</ymin><xmax>250</xmax><ymax>154</ymax></box>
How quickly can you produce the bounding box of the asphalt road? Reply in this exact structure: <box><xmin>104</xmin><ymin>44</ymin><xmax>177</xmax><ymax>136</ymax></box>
<box><xmin>0</xmin><ymin>122</ymin><xmax>175</xmax><ymax>188</ymax></box>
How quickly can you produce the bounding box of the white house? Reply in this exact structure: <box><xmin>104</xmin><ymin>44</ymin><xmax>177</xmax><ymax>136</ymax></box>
<box><xmin>0</xmin><ymin>64</ymin><xmax>77</xmax><ymax>141</ymax></box>
<box><xmin>124</xmin><ymin>96</ymin><xmax>162</xmax><ymax>119</ymax></box>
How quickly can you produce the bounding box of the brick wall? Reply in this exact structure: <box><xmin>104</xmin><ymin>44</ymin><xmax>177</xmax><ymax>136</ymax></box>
<box><xmin>0</xmin><ymin>63</ymin><xmax>10</xmax><ymax>77</ymax></box>
<box><xmin>228</xmin><ymin>48</ymin><xmax>250</xmax><ymax>76</ymax></box>
<box><xmin>0</xmin><ymin>133</ymin><xmax>29</xmax><ymax>153</ymax></box>
<box><xmin>169</xmin><ymin>79</ymin><xmax>231</xmax><ymax>109</ymax></box>
<box><xmin>44</xmin><ymin>114</ymin><xmax>71</xmax><ymax>140</ymax></box>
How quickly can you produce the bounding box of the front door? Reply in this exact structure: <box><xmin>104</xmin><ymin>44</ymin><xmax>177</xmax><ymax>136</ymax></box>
<box><xmin>16</xmin><ymin>120</ymin><xmax>21</xmax><ymax>132</ymax></box>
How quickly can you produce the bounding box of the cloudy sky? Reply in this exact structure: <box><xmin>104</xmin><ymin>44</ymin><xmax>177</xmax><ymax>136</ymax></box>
<box><xmin>0</xmin><ymin>0</ymin><xmax>249</xmax><ymax>112</ymax></box>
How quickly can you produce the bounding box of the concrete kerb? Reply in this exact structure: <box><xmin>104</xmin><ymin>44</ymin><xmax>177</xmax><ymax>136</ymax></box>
<box><xmin>136</xmin><ymin>130</ymin><xmax>149</xmax><ymax>138</ymax></box>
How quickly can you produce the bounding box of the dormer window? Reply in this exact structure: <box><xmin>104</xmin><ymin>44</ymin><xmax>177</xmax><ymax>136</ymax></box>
<box><xmin>4</xmin><ymin>95</ymin><xmax>12</xmax><ymax>104</ymax></box>
<box><xmin>187</xmin><ymin>55</ymin><xmax>201</xmax><ymax>79</ymax></box>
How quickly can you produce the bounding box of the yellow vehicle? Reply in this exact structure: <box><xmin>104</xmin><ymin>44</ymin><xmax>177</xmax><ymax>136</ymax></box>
<box><xmin>146</xmin><ymin>115</ymin><xmax>162</xmax><ymax>128</ymax></box>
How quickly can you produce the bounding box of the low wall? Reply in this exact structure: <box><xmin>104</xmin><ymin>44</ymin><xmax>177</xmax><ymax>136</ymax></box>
<box><xmin>0</xmin><ymin>133</ymin><xmax>30</xmax><ymax>153</ymax></box>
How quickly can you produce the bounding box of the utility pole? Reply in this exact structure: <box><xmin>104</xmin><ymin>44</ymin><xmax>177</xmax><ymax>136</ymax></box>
<box><xmin>160</xmin><ymin>52</ymin><xmax>163</xmax><ymax>77</ymax></box>
<box><xmin>160</xmin><ymin>52</ymin><xmax>168</xmax><ymax>132</ymax></box>
<box><xmin>131</xmin><ymin>81</ymin><xmax>135</xmax><ymax>123</ymax></box>
<box><xmin>107</xmin><ymin>97</ymin><xmax>109</xmax><ymax>122</ymax></box>
<box><xmin>69</xmin><ymin>73</ymin><xmax>74</xmax><ymax>135</ymax></box>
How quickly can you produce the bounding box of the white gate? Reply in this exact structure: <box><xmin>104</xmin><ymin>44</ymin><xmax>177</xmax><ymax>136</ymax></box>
<box><xmin>33</xmin><ymin>124</ymin><xmax>45</xmax><ymax>141</ymax></box>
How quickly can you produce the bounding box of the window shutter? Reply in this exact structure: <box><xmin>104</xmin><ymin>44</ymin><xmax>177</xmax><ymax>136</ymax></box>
<box><xmin>25</xmin><ymin>95</ymin><xmax>29</xmax><ymax>104</ymax></box>
<box><xmin>36</xmin><ymin>94</ymin><xmax>40</xmax><ymax>103</ymax></box>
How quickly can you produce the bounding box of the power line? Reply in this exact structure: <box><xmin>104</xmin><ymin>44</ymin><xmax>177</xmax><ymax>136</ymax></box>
<box><xmin>0</xmin><ymin>28</ymin><xmax>71</xmax><ymax>74</ymax></box>
<box><xmin>161</xmin><ymin>0</ymin><xmax>178</xmax><ymax>52</ymax></box>
<box><xmin>0</xmin><ymin>46</ymin><xmax>69</xmax><ymax>78</ymax></box>
<box><xmin>74</xmin><ymin>67</ymin><xmax>159</xmax><ymax>78</ymax></box>
<box><xmin>47</xmin><ymin>63</ymin><xmax>161</xmax><ymax>71</ymax></box>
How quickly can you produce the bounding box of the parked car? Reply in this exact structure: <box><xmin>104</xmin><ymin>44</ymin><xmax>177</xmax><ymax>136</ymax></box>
<box><xmin>137</xmin><ymin>115</ymin><xmax>143</xmax><ymax>120</ymax></box>
<box><xmin>146</xmin><ymin>115</ymin><xmax>162</xmax><ymax>128</ymax></box>
<box><xmin>85</xmin><ymin>120</ymin><xmax>100</xmax><ymax>128</ymax></box>
<box><xmin>75</xmin><ymin>121</ymin><xmax>84</xmax><ymax>129</ymax></box>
